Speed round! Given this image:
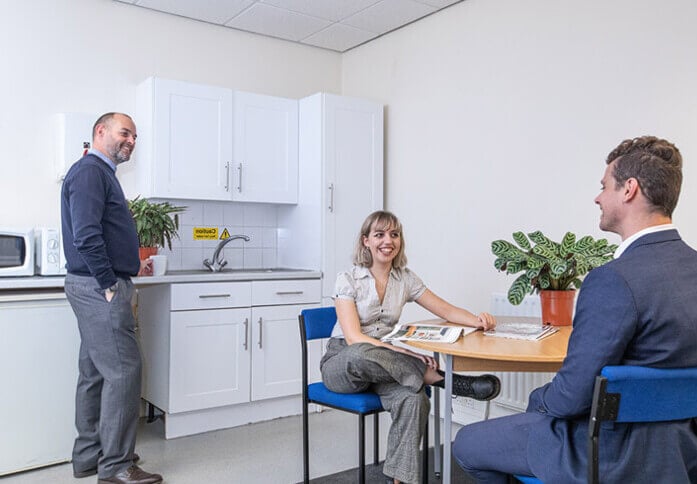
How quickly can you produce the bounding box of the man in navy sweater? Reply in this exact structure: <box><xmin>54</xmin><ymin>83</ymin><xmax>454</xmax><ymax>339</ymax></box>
<box><xmin>62</xmin><ymin>112</ymin><xmax>162</xmax><ymax>484</ymax></box>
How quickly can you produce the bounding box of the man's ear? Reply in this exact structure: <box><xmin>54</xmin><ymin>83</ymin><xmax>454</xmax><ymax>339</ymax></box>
<box><xmin>623</xmin><ymin>177</ymin><xmax>641</xmax><ymax>202</ymax></box>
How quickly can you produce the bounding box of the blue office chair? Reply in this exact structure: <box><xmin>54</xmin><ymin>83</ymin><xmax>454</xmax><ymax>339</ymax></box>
<box><xmin>299</xmin><ymin>307</ymin><xmax>429</xmax><ymax>484</ymax></box>
<box><xmin>514</xmin><ymin>365</ymin><xmax>697</xmax><ymax>484</ymax></box>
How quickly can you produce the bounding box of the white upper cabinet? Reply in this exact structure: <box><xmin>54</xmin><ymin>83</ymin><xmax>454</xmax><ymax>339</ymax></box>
<box><xmin>135</xmin><ymin>77</ymin><xmax>298</xmax><ymax>203</ymax></box>
<box><xmin>136</xmin><ymin>78</ymin><xmax>233</xmax><ymax>200</ymax></box>
<box><xmin>233</xmin><ymin>91</ymin><xmax>298</xmax><ymax>204</ymax></box>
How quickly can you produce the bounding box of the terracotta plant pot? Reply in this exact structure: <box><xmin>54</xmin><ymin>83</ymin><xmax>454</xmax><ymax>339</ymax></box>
<box><xmin>539</xmin><ymin>290</ymin><xmax>576</xmax><ymax>326</ymax></box>
<box><xmin>138</xmin><ymin>247</ymin><xmax>158</xmax><ymax>261</ymax></box>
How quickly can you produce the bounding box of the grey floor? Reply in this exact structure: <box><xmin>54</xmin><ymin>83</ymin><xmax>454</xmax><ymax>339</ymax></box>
<box><xmin>4</xmin><ymin>410</ymin><xmax>454</xmax><ymax>484</ymax></box>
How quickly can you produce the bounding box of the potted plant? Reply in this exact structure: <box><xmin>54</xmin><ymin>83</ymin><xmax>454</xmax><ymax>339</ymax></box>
<box><xmin>491</xmin><ymin>231</ymin><xmax>617</xmax><ymax>325</ymax></box>
<box><xmin>128</xmin><ymin>196</ymin><xmax>186</xmax><ymax>260</ymax></box>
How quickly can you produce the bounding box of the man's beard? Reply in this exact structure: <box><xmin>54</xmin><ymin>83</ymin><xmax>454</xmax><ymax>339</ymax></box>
<box><xmin>110</xmin><ymin>142</ymin><xmax>133</xmax><ymax>164</ymax></box>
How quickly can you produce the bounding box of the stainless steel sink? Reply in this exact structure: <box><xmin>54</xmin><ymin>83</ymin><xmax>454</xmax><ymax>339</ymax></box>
<box><xmin>166</xmin><ymin>268</ymin><xmax>305</xmax><ymax>276</ymax></box>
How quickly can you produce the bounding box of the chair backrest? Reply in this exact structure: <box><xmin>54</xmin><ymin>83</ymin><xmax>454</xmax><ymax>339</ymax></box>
<box><xmin>299</xmin><ymin>307</ymin><xmax>338</xmax><ymax>341</ymax></box>
<box><xmin>597</xmin><ymin>365</ymin><xmax>697</xmax><ymax>422</ymax></box>
<box><xmin>588</xmin><ymin>365</ymin><xmax>697</xmax><ymax>484</ymax></box>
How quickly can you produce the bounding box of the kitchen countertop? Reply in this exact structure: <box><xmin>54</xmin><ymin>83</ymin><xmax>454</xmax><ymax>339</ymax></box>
<box><xmin>0</xmin><ymin>268</ymin><xmax>322</xmax><ymax>291</ymax></box>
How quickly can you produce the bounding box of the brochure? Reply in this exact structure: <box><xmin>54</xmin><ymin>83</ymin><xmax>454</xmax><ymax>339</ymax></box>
<box><xmin>483</xmin><ymin>321</ymin><xmax>558</xmax><ymax>341</ymax></box>
<box><xmin>381</xmin><ymin>323</ymin><xmax>476</xmax><ymax>343</ymax></box>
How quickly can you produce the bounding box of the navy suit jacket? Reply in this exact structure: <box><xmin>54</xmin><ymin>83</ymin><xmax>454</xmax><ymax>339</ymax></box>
<box><xmin>526</xmin><ymin>229</ymin><xmax>697</xmax><ymax>483</ymax></box>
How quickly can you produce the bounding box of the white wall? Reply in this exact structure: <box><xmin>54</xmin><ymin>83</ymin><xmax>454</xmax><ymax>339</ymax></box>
<box><xmin>341</xmin><ymin>0</ymin><xmax>697</xmax><ymax>320</ymax></box>
<box><xmin>3</xmin><ymin>0</ymin><xmax>697</xmax><ymax>317</ymax></box>
<box><xmin>0</xmin><ymin>0</ymin><xmax>340</xmax><ymax>228</ymax></box>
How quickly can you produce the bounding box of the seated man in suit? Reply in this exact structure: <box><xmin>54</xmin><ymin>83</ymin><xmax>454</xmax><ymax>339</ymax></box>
<box><xmin>452</xmin><ymin>136</ymin><xmax>697</xmax><ymax>483</ymax></box>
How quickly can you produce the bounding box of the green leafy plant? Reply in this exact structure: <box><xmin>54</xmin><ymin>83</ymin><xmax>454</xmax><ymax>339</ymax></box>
<box><xmin>491</xmin><ymin>231</ymin><xmax>617</xmax><ymax>305</ymax></box>
<box><xmin>128</xmin><ymin>196</ymin><xmax>186</xmax><ymax>250</ymax></box>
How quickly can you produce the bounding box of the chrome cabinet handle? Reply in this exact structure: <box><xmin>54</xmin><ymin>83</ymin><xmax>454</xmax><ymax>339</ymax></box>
<box><xmin>224</xmin><ymin>162</ymin><xmax>230</xmax><ymax>191</ymax></box>
<box><xmin>275</xmin><ymin>291</ymin><xmax>303</xmax><ymax>295</ymax></box>
<box><xmin>237</xmin><ymin>163</ymin><xmax>243</xmax><ymax>192</ymax></box>
<box><xmin>243</xmin><ymin>318</ymin><xmax>249</xmax><ymax>350</ymax></box>
<box><xmin>328</xmin><ymin>183</ymin><xmax>334</xmax><ymax>212</ymax></box>
<box><xmin>198</xmin><ymin>294</ymin><xmax>231</xmax><ymax>299</ymax></box>
<box><xmin>257</xmin><ymin>317</ymin><xmax>263</xmax><ymax>349</ymax></box>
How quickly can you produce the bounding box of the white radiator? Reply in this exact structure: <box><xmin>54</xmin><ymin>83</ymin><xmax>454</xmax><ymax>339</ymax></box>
<box><xmin>489</xmin><ymin>292</ymin><xmax>554</xmax><ymax>411</ymax></box>
<box><xmin>451</xmin><ymin>292</ymin><xmax>555</xmax><ymax>424</ymax></box>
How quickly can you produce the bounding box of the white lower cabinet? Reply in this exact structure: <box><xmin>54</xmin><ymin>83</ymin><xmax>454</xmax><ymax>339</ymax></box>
<box><xmin>137</xmin><ymin>278</ymin><xmax>321</xmax><ymax>438</ymax></box>
<box><xmin>169</xmin><ymin>307</ymin><xmax>251</xmax><ymax>413</ymax></box>
<box><xmin>250</xmin><ymin>304</ymin><xmax>304</xmax><ymax>401</ymax></box>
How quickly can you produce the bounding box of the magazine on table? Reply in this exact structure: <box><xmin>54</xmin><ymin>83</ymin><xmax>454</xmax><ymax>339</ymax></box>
<box><xmin>483</xmin><ymin>321</ymin><xmax>558</xmax><ymax>341</ymax></box>
<box><xmin>381</xmin><ymin>323</ymin><xmax>476</xmax><ymax>343</ymax></box>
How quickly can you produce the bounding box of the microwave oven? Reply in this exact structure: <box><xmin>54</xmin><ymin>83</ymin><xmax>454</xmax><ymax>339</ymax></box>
<box><xmin>0</xmin><ymin>228</ymin><xmax>35</xmax><ymax>276</ymax></box>
<box><xmin>35</xmin><ymin>227</ymin><xmax>67</xmax><ymax>276</ymax></box>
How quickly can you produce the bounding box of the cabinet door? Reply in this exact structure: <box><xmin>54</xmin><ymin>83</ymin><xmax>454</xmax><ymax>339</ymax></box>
<box><xmin>0</xmin><ymin>296</ymin><xmax>80</xmax><ymax>474</ymax></box>
<box><xmin>250</xmin><ymin>304</ymin><xmax>307</xmax><ymax>401</ymax></box>
<box><xmin>148</xmin><ymin>78</ymin><xmax>233</xmax><ymax>200</ymax></box>
<box><xmin>323</xmin><ymin>94</ymin><xmax>384</xmax><ymax>297</ymax></box>
<box><xmin>232</xmin><ymin>91</ymin><xmax>298</xmax><ymax>204</ymax></box>
<box><xmin>169</xmin><ymin>307</ymin><xmax>251</xmax><ymax>413</ymax></box>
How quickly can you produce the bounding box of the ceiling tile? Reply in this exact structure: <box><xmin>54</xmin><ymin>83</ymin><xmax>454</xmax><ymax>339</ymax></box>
<box><xmin>113</xmin><ymin>0</ymin><xmax>460</xmax><ymax>53</ymax></box>
<box><xmin>260</xmin><ymin>0</ymin><xmax>381</xmax><ymax>22</ymax></box>
<box><xmin>302</xmin><ymin>23</ymin><xmax>378</xmax><ymax>52</ymax></box>
<box><xmin>415</xmin><ymin>0</ymin><xmax>461</xmax><ymax>8</ymax></box>
<box><xmin>134</xmin><ymin>0</ymin><xmax>255</xmax><ymax>24</ymax></box>
<box><xmin>225</xmin><ymin>3</ymin><xmax>332</xmax><ymax>42</ymax></box>
<box><xmin>343</xmin><ymin>0</ymin><xmax>436</xmax><ymax>34</ymax></box>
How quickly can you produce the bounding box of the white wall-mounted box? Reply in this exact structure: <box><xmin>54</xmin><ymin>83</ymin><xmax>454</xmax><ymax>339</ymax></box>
<box><xmin>52</xmin><ymin>113</ymin><xmax>95</xmax><ymax>181</ymax></box>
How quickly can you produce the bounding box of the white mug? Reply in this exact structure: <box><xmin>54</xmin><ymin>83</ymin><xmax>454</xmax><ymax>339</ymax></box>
<box><xmin>149</xmin><ymin>254</ymin><xmax>168</xmax><ymax>276</ymax></box>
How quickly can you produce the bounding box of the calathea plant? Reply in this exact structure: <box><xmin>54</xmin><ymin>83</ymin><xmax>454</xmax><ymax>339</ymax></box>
<box><xmin>491</xmin><ymin>231</ymin><xmax>617</xmax><ymax>305</ymax></box>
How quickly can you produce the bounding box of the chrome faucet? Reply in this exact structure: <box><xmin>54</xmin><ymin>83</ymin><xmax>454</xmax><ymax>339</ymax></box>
<box><xmin>203</xmin><ymin>234</ymin><xmax>250</xmax><ymax>272</ymax></box>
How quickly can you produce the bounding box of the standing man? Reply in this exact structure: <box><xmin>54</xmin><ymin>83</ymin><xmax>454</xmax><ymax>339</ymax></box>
<box><xmin>62</xmin><ymin>113</ymin><xmax>163</xmax><ymax>484</ymax></box>
<box><xmin>453</xmin><ymin>136</ymin><xmax>697</xmax><ymax>483</ymax></box>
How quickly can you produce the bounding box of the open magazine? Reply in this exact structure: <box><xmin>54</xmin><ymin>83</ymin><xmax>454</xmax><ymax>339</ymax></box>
<box><xmin>483</xmin><ymin>321</ymin><xmax>558</xmax><ymax>341</ymax></box>
<box><xmin>381</xmin><ymin>323</ymin><xmax>476</xmax><ymax>343</ymax></box>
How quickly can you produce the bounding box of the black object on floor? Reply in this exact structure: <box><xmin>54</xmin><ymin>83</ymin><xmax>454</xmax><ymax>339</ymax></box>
<box><xmin>302</xmin><ymin>445</ymin><xmax>475</xmax><ymax>483</ymax></box>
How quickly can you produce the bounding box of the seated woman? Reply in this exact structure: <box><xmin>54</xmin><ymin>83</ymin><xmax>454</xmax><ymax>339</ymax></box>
<box><xmin>320</xmin><ymin>210</ymin><xmax>501</xmax><ymax>484</ymax></box>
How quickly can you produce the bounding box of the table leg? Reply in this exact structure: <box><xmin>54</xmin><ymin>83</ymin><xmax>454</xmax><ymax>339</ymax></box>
<box><xmin>443</xmin><ymin>354</ymin><xmax>453</xmax><ymax>484</ymax></box>
<box><xmin>433</xmin><ymin>352</ymin><xmax>441</xmax><ymax>478</ymax></box>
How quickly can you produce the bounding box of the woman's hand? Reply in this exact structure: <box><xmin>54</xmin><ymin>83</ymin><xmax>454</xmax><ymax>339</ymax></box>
<box><xmin>388</xmin><ymin>344</ymin><xmax>439</xmax><ymax>370</ymax></box>
<box><xmin>476</xmin><ymin>312</ymin><xmax>496</xmax><ymax>331</ymax></box>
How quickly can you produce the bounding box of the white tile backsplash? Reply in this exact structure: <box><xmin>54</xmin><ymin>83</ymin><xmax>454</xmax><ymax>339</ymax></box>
<box><xmin>164</xmin><ymin>199</ymin><xmax>279</xmax><ymax>270</ymax></box>
<box><xmin>178</xmin><ymin>201</ymin><xmax>204</xmax><ymax>226</ymax></box>
<box><xmin>179</xmin><ymin>225</ymin><xmax>205</xmax><ymax>249</ymax></box>
<box><xmin>262</xmin><ymin>228</ymin><xmax>277</xmax><ymax>248</ymax></box>
<box><xmin>222</xmin><ymin>248</ymin><xmax>244</xmax><ymax>269</ymax></box>
<box><xmin>262</xmin><ymin>248</ymin><xmax>277</xmax><ymax>268</ymax></box>
<box><xmin>223</xmin><ymin>203</ymin><xmax>245</xmax><ymax>226</ymax></box>
<box><xmin>181</xmin><ymin>247</ymin><xmax>206</xmax><ymax>270</ymax></box>
<box><xmin>243</xmin><ymin>248</ymin><xmax>263</xmax><ymax>269</ymax></box>
<box><xmin>203</xmin><ymin>202</ymin><xmax>225</xmax><ymax>224</ymax></box>
<box><xmin>243</xmin><ymin>204</ymin><xmax>267</xmax><ymax>226</ymax></box>
<box><xmin>244</xmin><ymin>227</ymin><xmax>263</xmax><ymax>249</ymax></box>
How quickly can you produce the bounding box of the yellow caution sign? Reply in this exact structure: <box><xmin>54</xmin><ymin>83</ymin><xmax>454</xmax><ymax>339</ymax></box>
<box><xmin>220</xmin><ymin>228</ymin><xmax>231</xmax><ymax>240</ymax></box>
<box><xmin>193</xmin><ymin>227</ymin><xmax>218</xmax><ymax>240</ymax></box>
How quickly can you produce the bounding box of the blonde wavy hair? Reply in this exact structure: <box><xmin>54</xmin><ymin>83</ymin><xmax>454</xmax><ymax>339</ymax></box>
<box><xmin>353</xmin><ymin>211</ymin><xmax>407</xmax><ymax>269</ymax></box>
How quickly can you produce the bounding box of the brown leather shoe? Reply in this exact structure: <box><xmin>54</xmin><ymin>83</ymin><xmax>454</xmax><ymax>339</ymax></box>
<box><xmin>97</xmin><ymin>465</ymin><xmax>162</xmax><ymax>484</ymax></box>
<box><xmin>73</xmin><ymin>453</ymin><xmax>141</xmax><ymax>478</ymax></box>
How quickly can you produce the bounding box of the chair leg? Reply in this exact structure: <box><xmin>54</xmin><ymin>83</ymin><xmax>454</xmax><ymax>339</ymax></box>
<box><xmin>373</xmin><ymin>412</ymin><xmax>380</xmax><ymax>465</ymax></box>
<box><xmin>359</xmin><ymin>414</ymin><xmax>366</xmax><ymax>484</ymax></box>
<box><xmin>302</xmin><ymin>402</ymin><xmax>310</xmax><ymax>484</ymax></box>
<box><xmin>422</xmin><ymin>416</ymin><xmax>429</xmax><ymax>484</ymax></box>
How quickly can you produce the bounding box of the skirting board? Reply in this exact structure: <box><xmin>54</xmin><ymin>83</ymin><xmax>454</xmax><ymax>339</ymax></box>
<box><xmin>163</xmin><ymin>395</ymin><xmax>304</xmax><ymax>439</ymax></box>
